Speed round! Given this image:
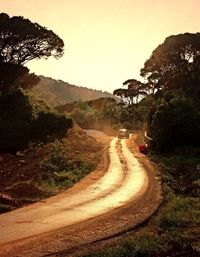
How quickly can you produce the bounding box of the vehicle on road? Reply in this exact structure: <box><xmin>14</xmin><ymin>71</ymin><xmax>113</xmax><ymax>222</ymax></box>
<box><xmin>118</xmin><ymin>129</ymin><xmax>129</xmax><ymax>139</ymax></box>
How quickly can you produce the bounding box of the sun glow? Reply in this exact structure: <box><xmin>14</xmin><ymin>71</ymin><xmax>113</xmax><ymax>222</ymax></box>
<box><xmin>1</xmin><ymin>0</ymin><xmax>200</xmax><ymax>92</ymax></box>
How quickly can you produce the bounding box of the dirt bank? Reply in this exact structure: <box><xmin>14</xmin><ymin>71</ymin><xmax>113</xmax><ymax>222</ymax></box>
<box><xmin>0</xmin><ymin>125</ymin><xmax>110</xmax><ymax>213</ymax></box>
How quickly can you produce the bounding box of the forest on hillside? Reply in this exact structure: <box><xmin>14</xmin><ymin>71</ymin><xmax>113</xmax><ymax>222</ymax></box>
<box><xmin>32</xmin><ymin>76</ymin><xmax>117</xmax><ymax>106</ymax></box>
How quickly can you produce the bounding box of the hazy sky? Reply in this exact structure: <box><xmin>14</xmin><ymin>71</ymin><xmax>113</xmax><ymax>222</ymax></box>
<box><xmin>1</xmin><ymin>0</ymin><xmax>200</xmax><ymax>93</ymax></box>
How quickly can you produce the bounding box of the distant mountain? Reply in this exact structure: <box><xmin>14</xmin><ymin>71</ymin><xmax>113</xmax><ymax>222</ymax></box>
<box><xmin>31</xmin><ymin>76</ymin><xmax>116</xmax><ymax>106</ymax></box>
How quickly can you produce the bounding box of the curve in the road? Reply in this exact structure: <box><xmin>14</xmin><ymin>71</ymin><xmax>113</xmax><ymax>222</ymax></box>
<box><xmin>0</xmin><ymin>138</ymin><xmax>148</xmax><ymax>245</ymax></box>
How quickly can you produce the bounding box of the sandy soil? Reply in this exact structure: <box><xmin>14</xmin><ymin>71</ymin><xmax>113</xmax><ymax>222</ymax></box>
<box><xmin>0</xmin><ymin>131</ymin><xmax>162</xmax><ymax>257</ymax></box>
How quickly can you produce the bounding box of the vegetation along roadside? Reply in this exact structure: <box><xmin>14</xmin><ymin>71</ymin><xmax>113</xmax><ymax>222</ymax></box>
<box><xmin>77</xmin><ymin>33</ymin><xmax>200</xmax><ymax>257</ymax></box>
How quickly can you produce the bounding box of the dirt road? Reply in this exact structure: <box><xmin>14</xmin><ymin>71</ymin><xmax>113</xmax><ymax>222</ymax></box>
<box><xmin>0</xmin><ymin>132</ymin><xmax>162</xmax><ymax>257</ymax></box>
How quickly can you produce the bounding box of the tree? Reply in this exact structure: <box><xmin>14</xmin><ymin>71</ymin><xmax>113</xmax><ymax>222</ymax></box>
<box><xmin>112</xmin><ymin>33</ymin><xmax>200</xmax><ymax>151</ymax></box>
<box><xmin>0</xmin><ymin>63</ymin><xmax>39</xmax><ymax>91</ymax></box>
<box><xmin>0</xmin><ymin>13</ymin><xmax>64</xmax><ymax>91</ymax></box>
<box><xmin>0</xmin><ymin>89</ymin><xmax>73</xmax><ymax>153</ymax></box>
<box><xmin>0</xmin><ymin>13</ymin><xmax>64</xmax><ymax>64</ymax></box>
<box><xmin>140</xmin><ymin>33</ymin><xmax>200</xmax><ymax>101</ymax></box>
<box><xmin>123</xmin><ymin>79</ymin><xmax>146</xmax><ymax>104</ymax></box>
<box><xmin>150</xmin><ymin>93</ymin><xmax>200</xmax><ymax>152</ymax></box>
<box><xmin>113</xmin><ymin>79</ymin><xmax>146</xmax><ymax>108</ymax></box>
<box><xmin>113</xmin><ymin>80</ymin><xmax>146</xmax><ymax>128</ymax></box>
<box><xmin>113</xmin><ymin>88</ymin><xmax>129</xmax><ymax>103</ymax></box>
<box><xmin>101</xmin><ymin>99</ymin><xmax>118</xmax><ymax>123</ymax></box>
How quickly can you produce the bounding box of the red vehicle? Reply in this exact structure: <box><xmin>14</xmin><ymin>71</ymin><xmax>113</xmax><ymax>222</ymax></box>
<box><xmin>139</xmin><ymin>144</ymin><xmax>148</xmax><ymax>153</ymax></box>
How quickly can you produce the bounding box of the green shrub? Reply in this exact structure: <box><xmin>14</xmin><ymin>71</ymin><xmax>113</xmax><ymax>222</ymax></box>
<box><xmin>39</xmin><ymin>139</ymin><xmax>95</xmax><ymax>193</ymax></box>
<box><xmin>69</xmin><ymin>105</ymin><xmax>99</xmax><ymax>129</ymax></box>
<box><xmin>40</xmin><ymin>140</ymin><xmax>95</xmax><ymax>175</ymax></box>
<box><xmin>151</xmin><ymin>93</ymin><xmax>200</xmax><ymax>152</ymax></box>
<box><xmin>40</xmin><ymin>140</ymin><xmax>70</xmax><ymax>173</ymax></box>
<box><xmin>0</xmin><ymin>89</ymin><xmax>72</xmax><ymax>152</ymax></box>
<box><xmin>160</xmin><ymin>197</ymin><xmax>200</xmax><ymax>230</ymax></box>
<box><xmin>0</xmin><ymin>204</ymin><xmax>12</xmax><ymax>213</ymax></box>
<box><xmin>80</xmin><ymin>236</ymin><xmax>163</xmax><ymax>257</ymax></box>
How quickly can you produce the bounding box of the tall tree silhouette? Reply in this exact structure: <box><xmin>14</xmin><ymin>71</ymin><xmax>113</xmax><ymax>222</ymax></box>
<box><xmin>123</xmin><ymin>79</ymin><xmax>146</xmax><ymax>104</ymax></box>
<box><xmin>141</xmin><ymin>33</ymin><xmax>200</xmax><ymax>101</ymax></box>
<box><xmin>0</xmin><ymin>13</ymin><xmax>64</xmax><ymax>91</ymax></box>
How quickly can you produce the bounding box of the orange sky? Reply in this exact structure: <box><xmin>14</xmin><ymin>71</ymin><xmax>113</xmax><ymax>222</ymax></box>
<box><xmin>1</xmin><ymin>0</ymin><xmax>200</xmax><ymax>93</ymax></box>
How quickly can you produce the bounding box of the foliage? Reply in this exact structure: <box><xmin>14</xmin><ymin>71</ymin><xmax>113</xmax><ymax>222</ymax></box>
<box><xmin>0</xmin><ymin>13</ymin><xmax>64</xmax><ymax>91</ymax></box>
<box><xmin>0</xmin><ymin>63</ymin><xmax>40</xmax><ymax>91</ymax></box>
<box><xmin>118</xmin><ymin>108</ymin><xmax>130</xmax><ymax>123</ymax></box>
<box><xmin>113</xmin><ymin>79</ymin><xmax>149</xmax><ymax>129</ymax></box>
<box><xmin>67</xmin><ymin>98</ymin><xmax>122</xmax><ymax>130</ymax></box>
<box><xmin>141</xmin><ymin>33</ymin><xmax>200</xmax><ymax>95</ymax></box>
<box><xmin>40</xmin><ymin>140</ymin><xmax>70</xmax><ymax>173</ymax></box>
<box><xmin>69</xmin><ymin>103</ymin><xmax>99</xmax><ymax>129</ymax></box>
<box><xmin>135</xmin><ymin>94</ymin><xmax>157</xmax><ymax>123</ymax></box>
<box><xmin>160</xmin><ymin>197</ymin><xmax>200</xmax><ymax>230</ymax></box>
<box><xmin>0</xmin><ymin>204</ymin><xmax>12</xmax><ymax>213</ymax></box>
<box><xmin>80</xmin><ymin>236</ymin><xmax>163</xmax><ymax>257</ymax></box>
<box><xmin>113</xmin><ymin>79</ymin><xmax>146</xmax><ymax>106</ymax></box>
<box><xmin>0</xmin><ymin>89</ymin><xmax>72</xmax><ymax>152</ymax></box>
<box><xmin>39</xmin><ymin>139</ymin><xmax>95</xmax><ymax>193</ymax></box>
<box><xmin>152</xmin><ymin>152</ymin><xmax>200</xmax><ymax>251</ymax></box>
<box><xmin>113</xmin><ymin>33</ymin><xmax>200</xmax><ymax>149</ymax></box>
<box><xmin>150</xmin><ymin>92</ymin><xmax>200</xmax><ymax>152</ymax></box>
<box><xmin>151</xmin><ymin>151</ymin><xmax>200</xmax><ymax>199</ymax></box>
<box><xmin>100</xmin><ymin>99</ymin><xmax>118</xmax><ymax>121</ymax></box>
<box><xmin>40</xmin><ymin>139</ymin><xmax>95</xmax><ymax>176</ymax></box>
<box><xmin>0</xmin><ymin>13</ymin><xmax>64</xmax><ymax>65</ymax></box>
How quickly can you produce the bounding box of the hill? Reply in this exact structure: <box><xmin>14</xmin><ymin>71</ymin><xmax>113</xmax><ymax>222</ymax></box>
<box><xmin>31</xmin><ymin>76</ymin><xmax>116</xmax><ymax>106</ymax></box>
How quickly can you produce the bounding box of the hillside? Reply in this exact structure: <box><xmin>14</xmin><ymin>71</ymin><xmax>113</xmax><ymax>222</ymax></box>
<box><xmin>32</xmin><ymin>76</ymin><xmax>116</xmax><ymax>106</ymax></box>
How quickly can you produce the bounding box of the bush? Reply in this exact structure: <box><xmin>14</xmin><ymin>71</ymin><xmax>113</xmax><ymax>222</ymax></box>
<box><xmin>151</xmin><ymin>93</ymin><xmax>200</xmax><ymax>152</ymax></box>
<box><xmin>40</xmin><ymin>139</ymin><xmax>95</xmax><ymax>176</ymax></box>
<box><xmin>160</xmin><ymin>197</ymin><xmax>200</xmax><ymax>230</ymax></box>
<box><xmin>40</xmin><ymin>140</ymin><xmax>69</xmax><ymax>173</ymax></box>
<box><xmin>80</xmin><ymin>236</ymin><xmax>163</xmax><ymax>257</ymax></box>
<box><xmin>0</xmin><ymin>89</ymin><xmax>72</xmax><ymax>152</ymax></box>
<box><xmin>39</xmin><ymin>139</ymin><xmax>95</xmax><ymax>191</ymax></box>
